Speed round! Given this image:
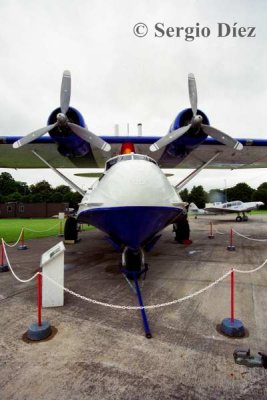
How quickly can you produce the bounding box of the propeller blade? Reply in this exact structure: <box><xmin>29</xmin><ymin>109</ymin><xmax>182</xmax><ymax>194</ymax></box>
<box><xmin>68</xmin><ymin>123</ymin><xmax>111</xmax><ymax>152</ymax></box>
<box><xmin>188</xmin><ymin>73</ymin><xmax>198</xmax><ymax>117</ymax></box>
<box><xmin>149</xmin><ymin>124</ymin><xmax>191</xmax><ymax>152</ymax></box>
<box><xmin>13</xmin><ymin>123</ymin><xmax>57</xmax><ymax>149</ymax></box>
<box><xmin>60</xmin><ymin>70</ymin><xmax>71</xmax><ymax>115</ymax></box>
<box><xmin>202</xmin><ymin>124</ymin><xmax>243</xmax><ymax>150</ymax></box>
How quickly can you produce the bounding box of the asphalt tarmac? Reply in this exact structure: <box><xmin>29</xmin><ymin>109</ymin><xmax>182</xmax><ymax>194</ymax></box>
<box><xmin>0</xmin><ymin>215</ymin><xmax>267</xmax><ymax>399</ymax></box>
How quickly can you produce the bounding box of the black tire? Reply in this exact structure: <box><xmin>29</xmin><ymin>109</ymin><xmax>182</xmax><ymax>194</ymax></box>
<box><xmin>124</xmin><ymin>249</ymin><xmax>142</xmax><ymax>279</ymax></box>
<box><xmin>174</xmin><ymin>218</ymin><xmax>190</xmax><ymax>242</ymax></box>
<box><xmin>236</xmin><ymin>216</ymin><xmax>242</xmax><ymax>222</ymax></box>
<box><xmin>64</xmin><ymin>217</ymin><xmax>78</xmax><ymax>241</ymax></box>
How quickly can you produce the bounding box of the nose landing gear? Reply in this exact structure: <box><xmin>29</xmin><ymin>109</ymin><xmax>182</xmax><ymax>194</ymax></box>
<box><xmin>121</xmin><ymin>247</ymin><xmax>152</xmax><ymax>338</ymax></box>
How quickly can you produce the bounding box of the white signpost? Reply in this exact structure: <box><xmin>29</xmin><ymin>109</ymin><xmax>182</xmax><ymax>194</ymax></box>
<box><xmin>40</xmin><ymin>241</ymin><xmax>65</xmax><ymax>307</ymax></box>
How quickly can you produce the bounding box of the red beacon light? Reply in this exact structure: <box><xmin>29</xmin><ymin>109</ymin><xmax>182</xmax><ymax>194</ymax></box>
<box><xmin>120</xmin><ymin>142</ymin><xmax>135</xmax><ymax>154</ymax></box>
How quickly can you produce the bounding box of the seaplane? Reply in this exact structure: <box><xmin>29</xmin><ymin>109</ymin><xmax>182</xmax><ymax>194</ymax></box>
<box><xmin>1</xmin><ymin>71</ymin><xmax>267</xmax><ymax>337</ymax></box>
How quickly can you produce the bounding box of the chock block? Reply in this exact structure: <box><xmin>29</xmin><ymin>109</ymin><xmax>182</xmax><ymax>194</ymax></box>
<box><xmin>17</xmin><ymin>245</ymin><xmax>28</xmax><ymax>250</ymax></box>
<box><xmin>64</xmin><ymin>240</ymin><xmax>76</xmax><ymax>245</ymax></box>
<box><xmin>0</xmin><ymin>264</ymin><xmax>9</xmax><ymax>273</ymax></box>
<box><xmin>181</xmin><ymin>239</ymin><xmax>193</xmax><ymax>245</ymax></box>
<box><xmin>220</xmin><ymin>318</ymin><xmax>245</xmax><ymax>337</ymax></box>
<box><xmin>27</xmin><ymin>320</ymin><xmax>52</xmax><ymax>341</ymax></box>
<box><xmin>227</xmin><ymin>245</ymin><xmax>236</xmax><ymax>251</ymax></box>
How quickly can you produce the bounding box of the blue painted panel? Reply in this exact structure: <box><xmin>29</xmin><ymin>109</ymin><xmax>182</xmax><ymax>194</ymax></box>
<box><xmin>78</xmin><ymin>206</ymin><xmax>183</xmax><ymax>250</ymax></box>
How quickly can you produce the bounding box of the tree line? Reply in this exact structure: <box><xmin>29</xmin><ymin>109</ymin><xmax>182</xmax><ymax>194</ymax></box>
<box><xmin>180</xmin><ymin>182</ymin><xmax>267</xmax><ymax>209</ymax></box>
<box><xmin>0</xmin><ymin>172</ymin><xmax>82</xmax><ymax>209</ymax></box>
<box><xmin>0</xmin><ymin>172</ymin><xmax>266</xmax><ymax>210</ymax></box>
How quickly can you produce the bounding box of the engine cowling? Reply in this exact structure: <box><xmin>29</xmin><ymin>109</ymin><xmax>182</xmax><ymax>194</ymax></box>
<box><xmin>47</xmin><ymin>106</ymin><xmax>90</xmax><ymax>157</ymax></box>
<box><xmin>158</xmin><ymin>108</ymin><xmax>210</xmax><ymax>167</ymax></box>
<box><xmin>169</xmin><ymin>108</ymin><xmax>209</xmax><ymax>133</ymax></box>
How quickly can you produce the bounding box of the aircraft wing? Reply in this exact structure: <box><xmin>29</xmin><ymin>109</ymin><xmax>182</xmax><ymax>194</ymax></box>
<box><xmin>1</xmin><ymin>136</ymin><xmax>267</xmax><ymax>169</ymax></box>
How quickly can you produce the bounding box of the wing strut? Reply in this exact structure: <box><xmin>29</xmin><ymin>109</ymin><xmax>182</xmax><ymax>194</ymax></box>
<box><xmin>32</xmin><ymin>150</ymin><xmax>85</xmax><ymax>196</ymax></box>
<box><xmin>175</xmin><ymin>152</ymin><xmax>221</xmax><ymax>192</ymax></box>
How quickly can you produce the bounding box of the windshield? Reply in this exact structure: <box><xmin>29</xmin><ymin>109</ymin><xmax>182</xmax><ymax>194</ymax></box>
<box><xmin>105</xmin><ymin>153</ymin><xmax>157</xmax><ymax>171</ymax></box>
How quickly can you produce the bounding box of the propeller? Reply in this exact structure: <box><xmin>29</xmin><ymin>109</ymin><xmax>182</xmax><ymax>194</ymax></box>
<box><xmin>13</xmin><ymin>71</ymin><xmax>111</xmax><ymax>152</ymax></box>
<box><xmin>150</xmin><ymin>73</ymin><xmax>243</xmax><ymax>152</ymax></box>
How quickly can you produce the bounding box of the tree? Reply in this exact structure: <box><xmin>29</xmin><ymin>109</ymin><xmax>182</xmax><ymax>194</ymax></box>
<box><xmin>5</xmin><ymin>192</ymin><xmax>23</xmax><ymax>202</ymax></box>
<box><xmin>30</xmin><ymin>180</ymin><xmax>52</xmax><ymax>195</ymax></box>
<box><xmin>226</xmin><ymin>182</ymin><xmax>255</xmax><ymax>203</ymax></box>
<box><xmin>0</xmin><ymin>172</ymin><xmax>17</xmax><ymax>195</ymax></box>
<box><xmin>49</xmin><ymin>191</ymin><xmax>63</xmax><ymax>203</ymax></box>
<box><xmin>179</xmin><ymin>188</ymin><xmax>190</xmax><ymax>203</ymax></box>
<box><xmin>252</xmin><ymin>182</ymin><xmax>267</xmax><ymax>208</ymax></box>
<box><xmin>189</xmin><ymin>185</ymin><xmax>207</xmax><ymax>208</ymax></box>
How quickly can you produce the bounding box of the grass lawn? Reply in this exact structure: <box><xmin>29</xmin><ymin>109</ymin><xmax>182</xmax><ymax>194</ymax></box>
<box><xmin>250</xmin><ymin>210</ymin><xmax>267</xmax><ymax>215</ymax></box>
<box><xmin>0</xmin><ymin>218</ymin><xmax>93</xmax><ymax>243</ymax></box>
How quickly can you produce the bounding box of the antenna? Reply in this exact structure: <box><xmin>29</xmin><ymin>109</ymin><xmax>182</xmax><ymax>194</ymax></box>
<box><xmin>137</xmin><ymin>123</ymin><xmax>142</xmax><ymax>136</ymax></box>
<box><xmin>114</xmin><ymin>124</ymin><xmax>119</xmax><ymax>136</ymax></box>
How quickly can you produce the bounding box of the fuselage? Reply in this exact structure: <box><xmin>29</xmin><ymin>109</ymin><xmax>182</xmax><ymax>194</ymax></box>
<box><xmin>77</xmin><ymin>153</ymin><xmax>185</xmax><ymax>250</ymax></box>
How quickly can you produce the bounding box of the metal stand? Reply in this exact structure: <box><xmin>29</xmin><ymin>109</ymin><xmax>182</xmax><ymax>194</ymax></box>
<box><xmin>121</xmin><ymin>265</ymin><xmax>152</xmax><ymax>339</ymax></box>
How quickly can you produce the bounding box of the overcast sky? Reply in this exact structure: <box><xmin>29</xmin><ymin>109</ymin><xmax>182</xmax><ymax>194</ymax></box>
<box><xmin>0</xmin><ymin>0</ymin><xmax>266</xmax><ymax>192</ymax></box>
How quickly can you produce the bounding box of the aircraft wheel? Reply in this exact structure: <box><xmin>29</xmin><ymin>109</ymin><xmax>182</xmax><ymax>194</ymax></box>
<box><xmin>124</xmin><ymin>248</ymin><xmax>142</xmax><ymax>279</ymax></box>
<box><xmin>236</xmin><ymin>216</ymin><xmax>242</xmax><ymax>222</ymax></box>
<box><xmin>242</xmin><ymin>216</ymin><xmax>248</xmax><ymax>222</ymax></box>
<box><xmin>64</xmin><ymin>216</ymin><xmax>78</xmax><ymax>241</ymax></box>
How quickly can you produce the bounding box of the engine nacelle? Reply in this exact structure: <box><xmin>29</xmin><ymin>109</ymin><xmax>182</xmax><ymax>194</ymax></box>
<box><xmin>169</xmin><ymin>108</ymin><xmax>209</xmax><ymax>133</ymax></box>
<box><xmin>168</xmin><ymin>107</ymin><xmax>210</xmax><ymax>147</ymax></box>
<box><xmin>158</xmin><ymin>108</ymin><xmax>210</xmax><ymax>167</ymax></box>
<box><xmin>47</xmin><ymin>107</ymin><xmax>90</xmax><ymax>157</ymax></box>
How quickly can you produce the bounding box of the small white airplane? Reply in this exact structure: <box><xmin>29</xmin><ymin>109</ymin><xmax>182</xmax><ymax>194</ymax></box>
<box><xmin>188</xmin><ymin>202</ymin><xmax>210</xmax><ymax>216</ymax></box>
<box><xmin>204</xmin><ymin>200</ymin><xmax>264</xmax><ymax>222</ymax></box>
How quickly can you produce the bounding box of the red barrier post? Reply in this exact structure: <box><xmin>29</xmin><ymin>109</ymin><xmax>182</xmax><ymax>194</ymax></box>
<box><xmin>227</xmin><ymin>228</ymin><xmax>236</xmax><ymax>251</ymax></box>
<box><xmin>1</xmin><ymin>242</ymin><xmax>4</xmax><ymax>266</ymax></box>
<box><xmin>220</xmin><ymin>268</ymin><xmax>245</xmax><ymax>337</ymax></box>
<box><xmin>37</xmin><ymin>270</ymin><xmax>42</xmax><ymax>326</ymax></box>
<box><xmin>208</xmin><ymin>222</ymin><xmax>214</xmax><ymax>239</ymax></box>
<box><xmin>231</xmin><ymin>269</ymin><xmax>234</xmax><ymax>323</ymax></box>
<box><xmin>18</xmin><ymin>227</ymin><xmax>28</xmax><ymax>250</ymax></box>
<box><xmin>0</xmin><ymin>242</ymin><xmax>8</xmax><ymax>272</ymax></box>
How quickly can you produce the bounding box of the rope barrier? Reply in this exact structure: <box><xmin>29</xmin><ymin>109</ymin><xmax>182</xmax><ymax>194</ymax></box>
<box><xmin>40</xmin><ymin>270</ymin><xmax>232</xmax><ymax>310</ymax></box>
<box><xmin>214</xmin><ymin>229</ymin><xmax>225</xmax><ymax>235</ymax></box>
<box><xmin>24</xmin><ymin>222</ymin><xmax>60</xmax><ymax>233</ymax></box>
<box><xmin>234</xmin><ymin>257</ymin><xmax>267</xmax><ymax>274</ymax></box>
<box><xmin>2</xmin><ymin>239</ymin><xmax>39</xmax><ymax>283</ymax></box>
<box><xmin>232</xmin><ymin>229</ymin><xmax>267</xmax><ymax>242</ymax></box>
<box><xmin>2</xmin><ymin>238</ymin><xmax>267</xmax><ymax>310</ymax></box>
<box><xmin>3</xmin><ymin>228</ymin><xmax>24</xmax><ymax>248</ymax></box>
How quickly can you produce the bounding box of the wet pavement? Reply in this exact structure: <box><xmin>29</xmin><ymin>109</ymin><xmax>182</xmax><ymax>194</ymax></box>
<box><xmin>0</xmin><ymin>215</ymin><xmax>267</xmax><ymax>399</ymax></box>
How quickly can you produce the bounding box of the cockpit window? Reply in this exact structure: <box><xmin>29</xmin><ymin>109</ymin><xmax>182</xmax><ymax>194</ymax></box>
<box><xmin>105</xmin><ymin>153</ymin><xmax>157</xmax><ymax>171</ymax></box>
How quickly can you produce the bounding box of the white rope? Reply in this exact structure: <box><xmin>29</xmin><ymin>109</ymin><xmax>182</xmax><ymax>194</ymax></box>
<box><xmin>41</xmin><ymin>270</ymin><xmax>232</xmax><ymax>310</ymax></box>
<box><xmin>2</xmin><ymin>238</ymin><xmax>267</xmax><ymax>310</ymax></box>
<box><xmin>233</xmin><ymin>229</ymin><xmax>267</xmax><ymax>242</ymax></box>
<box><xmin>24</xmin><ymin>222</ymin><xmax>60</xmax><ymax>233</ymax></box>
<box><xmin>234</xmin><ymin>256</ymin><xmax>267</xmax><ymax>274</ymax></box>
<box><xmin>2</xmin><ymin>240</ymin><xmax>39</xmax><ymax>283</ymax></box>
<box><xmin>3</xmin><ymin>228</ymin><xmax>24</xmax><ymax>247</ymax></box>
<box><xmin>214</xmin><ymin>229</ymin><xmax>225</xmax><ymax>235</ymax></box>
